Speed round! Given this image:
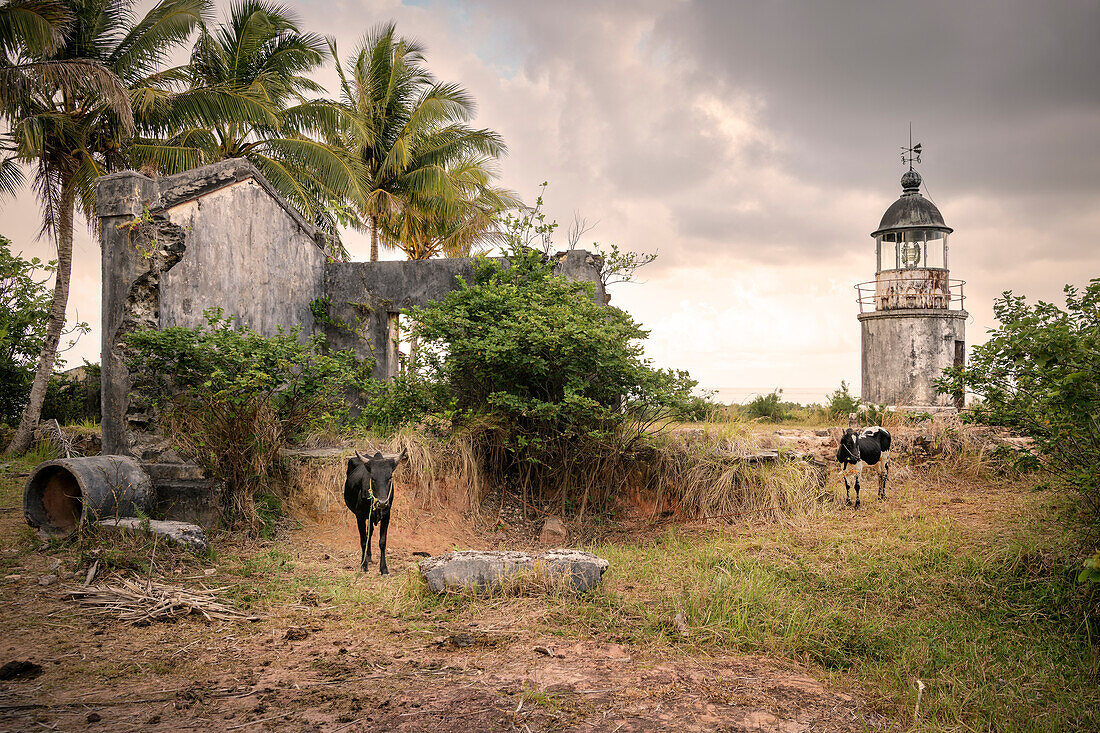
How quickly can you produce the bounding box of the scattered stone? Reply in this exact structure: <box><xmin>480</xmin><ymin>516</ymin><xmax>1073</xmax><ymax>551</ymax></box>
<box><xmin>95</xmin><ymin>518</ymin><xmax>209</xmax><ymax>553</ymax></box>
<box><xmin>418</xmin><ymin>549</ymin><xmax>609</xmax><ymax>594</ymax></box>
<box><xmin>0</xmin><ymin>660</ymin><xmax>43</xmax><ymax>680</ymax></box>
<box><xmin>538</xmin><ymin>515</ymin><xmax>568</xmax><ymax>546</ymax></box>
<box><xmin>38</xmin><ymin>574</ymin><xmax>58</xmax><ymax>586</ymax></box>
<box><xmin>157</xmin><ymin>448</ymin><xmax>184</xmax><ymax>464</ymax></box>
<box><xmin>284</xmin><ymin>627</ymin><xmax>309</xmax><ymax>641</ymax></box>
<box><xmin>86</xmin><ymin>712</ymin><xmax>102</xmax><ymax>723</ymax></box>
<box><xmin>673</xmin><ymin>609</ymin><xmax>690</xmax><ymax>637</ymax></box>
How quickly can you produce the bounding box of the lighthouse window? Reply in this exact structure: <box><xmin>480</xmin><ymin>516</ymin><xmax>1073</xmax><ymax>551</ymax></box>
<box><xmin>876</xmin><ymin>230</ymin><xmax>948</xmax><ymax>270</ymax></box>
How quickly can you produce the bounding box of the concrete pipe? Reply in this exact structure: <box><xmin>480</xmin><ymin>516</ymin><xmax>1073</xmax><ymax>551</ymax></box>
<box><xmin>24</xmin><ymin>456</ymin><xmax>155</xmax><ymax>536</ymax></box>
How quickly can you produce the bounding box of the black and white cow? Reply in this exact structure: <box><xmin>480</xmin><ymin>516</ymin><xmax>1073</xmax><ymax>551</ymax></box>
<box><xmin>836</xmin><ymin>426</ymin><xmax>892</xmax><ymax>508</ymax></box>
<box><xmin>344</xmin><ymin>448</ymin><xmax>406</xmax><ymax>575</ymax></box>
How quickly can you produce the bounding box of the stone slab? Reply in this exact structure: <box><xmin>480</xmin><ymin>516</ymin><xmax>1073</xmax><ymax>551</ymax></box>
<box><xmin>95</xmin><ymin>518</ymin><xmax>209</xmax><ymax>553</ymax></box>
<box><xmin>418</xmin><ymin>549</ymin><xmax>609</xmax><ymax>594</ymax></box>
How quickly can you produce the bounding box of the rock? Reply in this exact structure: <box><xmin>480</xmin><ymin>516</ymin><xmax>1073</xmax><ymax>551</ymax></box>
<box><xmin>95</xmin><ymin>518</ymin><xmax>209</xmax><ymax>553</ymax></box>
<box><xmin>538</xmin><ymin>516</ymin><xmax>568</xmax><ymax>546</ymax></box>
<box><xmin>283</xmin><ymin>627</ymin><xmax>309</xmax><ymax>641</ymax></box>
<box><xmin>38</xmin><ymin>574</ymin><xmax>57</xmax><ymax>586</ymax></box>
<box><xmin>86</xmin><ymin>712</ymin><xmax>102</xmax><ymax>723</ymax></box>
<box><xmin>418</xmin><ymin>549</ymin><xmax>609</xmax><ymax>594</ymax></box>
<box><xmin>672</xmin><ymin>609</ymin><xmax>689</xmax><ymax>637</ymax></box>
<box><xmin>0</xmin><ymin>660</ymin><xmax>42</xmax><ymax>680</ymax></box>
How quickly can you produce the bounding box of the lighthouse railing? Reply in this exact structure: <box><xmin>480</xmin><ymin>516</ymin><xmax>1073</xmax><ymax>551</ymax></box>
<box><xmin>855</xmin><ymin>277</ymin><xmax>966</xmax><ymax>313</ymax></box>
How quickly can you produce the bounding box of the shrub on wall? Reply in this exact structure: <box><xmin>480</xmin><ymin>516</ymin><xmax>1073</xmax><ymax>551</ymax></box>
<box><xmin>407</xmin><ymin>244</ymin><xmax>697</xmax><ymax>509</ymax></box>
<box><xmin>126</xmin><ymin>309</ymin><xmax>372</xmax><ymax>530</ymax></box>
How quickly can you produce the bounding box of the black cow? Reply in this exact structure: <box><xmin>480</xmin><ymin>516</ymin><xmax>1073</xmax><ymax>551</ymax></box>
<box><xmin>836</xmin><ymin>426</ymin><xmax>892</xmax><ymax>508</ymax></box>
<box><xmin>344</xmin><ymin>448</ymin><xmax>407</xmax><ymax>575</ymax></box>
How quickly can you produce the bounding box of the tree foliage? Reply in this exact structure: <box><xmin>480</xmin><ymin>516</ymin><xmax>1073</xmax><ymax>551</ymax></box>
<box><xmin>156</xmin><ymin>0</ymin><xmax>361</xmax><ymax>247</ymax></box>
<box><xmin>0</xmin><ymin>234</ymin><xmax>51</xmax><ymax>423</ymax></box>
<box><xmin>938</xmin><ymin>280</ymin><xmax>1100</xmax><ymax>526</ymax></box>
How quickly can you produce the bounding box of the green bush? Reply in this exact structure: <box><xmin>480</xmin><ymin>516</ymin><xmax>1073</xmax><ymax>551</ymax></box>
<box><xmin>826</xmin><ymin>380</ymin><xmax>860</xmax><ymax>419</ymax></box>
<box><xmin>407</xmin><ymin>243</ymin><xmax>697</xmax><ymax>506</ymax></box>
<box><xmin>745</xmin><ymin>389</ymin><xmax>790</xmax><ymax>422</ymax></box>
<box><xmin>41</xmin><ymin>363</ymin><xmax>101</xmax><ymax>425</ymax></box>
<box><xmin>675</xmin><ymin>391</ymin><xmax>718</xmax><ymax>422</ymax></box>
<box><xmin>938</xmin><ymin>280</ymin><xmax>1100</xmax><ymax>528</ymax></box>
<box><xmin>126</xmin><ymin>309</ymin><xmax>371</xmax><ymax>530</ymax></box>
<box><xmin>359</xmin><ymin>371</ymin><xmax>452</xmax><ymax>433</ymax></box>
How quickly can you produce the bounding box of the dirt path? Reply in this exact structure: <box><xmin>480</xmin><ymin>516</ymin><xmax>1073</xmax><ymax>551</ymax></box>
<box><xmin>0</xmin><ymin>499</ymin><xmax>885</xmax><ymax>732</ymax></box>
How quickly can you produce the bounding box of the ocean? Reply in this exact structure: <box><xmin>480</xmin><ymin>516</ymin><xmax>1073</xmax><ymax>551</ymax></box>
<box><xmin>708</xmin><ymin>387</ymin><xmax>836</xmax><ymax>406</ymax></box>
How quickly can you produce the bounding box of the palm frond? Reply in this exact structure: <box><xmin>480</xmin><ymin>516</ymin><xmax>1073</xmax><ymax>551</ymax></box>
<box><xmin>109</xmin><ymin>0</ymin><xmax>207</xmax><ymax>83</ymax></box>
<box><xmin>0</xmin><ymin>0</ymin><xmax>70</xmax><ymax>58</ymax></box>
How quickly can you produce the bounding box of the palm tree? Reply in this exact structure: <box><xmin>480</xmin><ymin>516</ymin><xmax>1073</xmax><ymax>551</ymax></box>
<box><xmin>331</xmin><ymin>23</ymin><xmax>507</xmax><ymax>261</ymax></box>
<box><xmin>0</xmin><ymin>0</ymin><xmax>206</xmax><ymax>454</ymax></box>
<box><xmin>154</xmin><ymin>1</ymin><xmax>361</xmax><ymax>243</ymax></box>
<box><xmin>385</xmin><ymin>154</ymin><xmax>518</xmax><ymax>260</ymax></box>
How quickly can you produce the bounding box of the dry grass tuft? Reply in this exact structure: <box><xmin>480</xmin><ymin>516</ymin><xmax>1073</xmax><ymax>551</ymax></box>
<box><xmin>631</xmin><ymin>427</ymin><xmax>829</xmax><ymax>521</ymax></box>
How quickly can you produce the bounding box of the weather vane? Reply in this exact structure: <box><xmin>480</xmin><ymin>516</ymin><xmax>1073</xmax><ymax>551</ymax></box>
<box><xmin>901</xmin><ymin>122</ymin><xmax>922</xmax><ymax>169</ymax></box>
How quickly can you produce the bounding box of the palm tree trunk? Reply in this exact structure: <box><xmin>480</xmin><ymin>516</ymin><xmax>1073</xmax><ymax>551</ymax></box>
<box><xmin>370</xmin><ymin>216</ymin><xmax>379</xmax><ymax>262</ymax></box>
<box><xmin>5</xmin><ymin>182</ymin><xmax>75</xmax><ymax>455</ymax></box>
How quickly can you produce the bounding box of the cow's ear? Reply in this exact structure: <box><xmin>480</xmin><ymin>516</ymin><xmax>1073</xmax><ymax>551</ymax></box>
<box><xmin>397</xmin><ymin>447</ymin><xmax>408</xmax><ymax>465</ymax></box>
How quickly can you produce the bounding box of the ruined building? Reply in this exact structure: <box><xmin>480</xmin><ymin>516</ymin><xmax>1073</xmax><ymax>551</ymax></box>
<box><xmin>856</xmin><ymin>164</ymin><xmax>967</xmax><ymax>409</ymax></box>
<box><xmin>97</xmin><ymin>159</ymin><xmax>606</xmax><ymax>458</ymax></box>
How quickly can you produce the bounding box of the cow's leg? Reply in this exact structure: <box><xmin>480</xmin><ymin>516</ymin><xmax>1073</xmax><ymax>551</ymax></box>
<box><xmin>842</xmin><ymin>465</ymin><xmax>852</xmax><ymax>506</ymax></box>
<box><xmin>879</xmin><ymin>452</ymin><xmax>890</xmax><ymax>500</ymax></box>
<box><xmin>854</xmin><ymin>461</ymin><xmax>863</xmax><ymax>509</ymax></box>
<box><xmin>363</xmin><ymin>511</ymin><xmax>375</xmax><ymax>572</ymax></box>
<box><xmin>378</xmin><ymin>511</ymin><xmax>390</xmax><ymax>576</ymax></box>
<box><xmin>357</xmin><ymin>512</ymin><xmax>370</xmax><ymax>572</ymax></box>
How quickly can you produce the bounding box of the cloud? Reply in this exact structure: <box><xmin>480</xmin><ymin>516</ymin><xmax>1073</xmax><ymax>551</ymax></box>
<box><xmin>2</xmin><ymin>0</ymin><xmax>1097</xmax><ymax>397</ymax></box>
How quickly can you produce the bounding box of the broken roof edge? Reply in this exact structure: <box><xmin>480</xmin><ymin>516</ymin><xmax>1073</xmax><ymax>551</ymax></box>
<box><xmin>95</xmin><ymin>158</ymin><xmax>326</xmax><ymax>249</ymax></box>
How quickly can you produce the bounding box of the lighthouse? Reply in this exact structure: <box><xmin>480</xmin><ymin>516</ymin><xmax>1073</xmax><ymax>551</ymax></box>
<box><xmin>856</xmin><ymin>144</ymin><xmax>967</xmax><ymax>410</ymax></box>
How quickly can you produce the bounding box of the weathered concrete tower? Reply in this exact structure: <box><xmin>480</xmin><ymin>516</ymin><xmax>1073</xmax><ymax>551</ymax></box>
<box><xmin>856</xmin><ymin>162</ymin><xmax>967</xmax><ymax>409</ymax></box>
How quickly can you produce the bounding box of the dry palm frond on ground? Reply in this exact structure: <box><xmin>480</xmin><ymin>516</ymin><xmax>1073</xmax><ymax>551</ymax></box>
<box><xmin>62</xmin><ymin>577</ymin><xmax>258</xmax><ymax>624</ymax></box>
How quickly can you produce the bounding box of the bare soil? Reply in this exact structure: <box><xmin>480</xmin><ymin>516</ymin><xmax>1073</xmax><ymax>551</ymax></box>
<box><xmin>0</xmin><ymin>478</ymin><xmax>884</xmax><ymax>732</ymax></box>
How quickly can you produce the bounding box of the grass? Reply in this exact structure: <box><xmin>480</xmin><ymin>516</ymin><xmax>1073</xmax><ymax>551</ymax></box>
<box><xmin>387</xmin><ymin>467</ymin><xmax>1099</xmax><ymax>732</ymax></box>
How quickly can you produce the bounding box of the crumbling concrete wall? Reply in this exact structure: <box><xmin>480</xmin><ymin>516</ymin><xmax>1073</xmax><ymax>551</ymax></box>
<box><xmin>97</xmin><ymin>159</ymin><xmax>329</xmax><ymax>456</ymax></box>
<box><xmin>97</xmin><ymin>159</ymin><xmax>609</xmax><ymax>455</ymax></box>
<box><xmin>323</xmin><ymin>250</ymin><xmax>607</xmax><ymax>380</ymax></box>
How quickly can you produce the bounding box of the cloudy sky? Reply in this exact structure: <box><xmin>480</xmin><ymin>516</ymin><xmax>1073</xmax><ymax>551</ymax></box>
<box><xmin>4</xmin><ymin>0</ymin><xmax>1098</xmax><ymax>402</ymax></box>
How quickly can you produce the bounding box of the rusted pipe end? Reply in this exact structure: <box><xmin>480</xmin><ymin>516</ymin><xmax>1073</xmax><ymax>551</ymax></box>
<box><xmin>23</xmin><ymin>456</ymin><xmax>155</xmax><ymax>536</ymax></box>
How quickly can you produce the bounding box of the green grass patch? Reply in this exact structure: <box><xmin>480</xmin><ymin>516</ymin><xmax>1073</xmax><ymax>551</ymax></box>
<box><xmin>385</xmin><ymin>481</ymin><xmax>1099</xmax><ymax>732</ymax></box>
